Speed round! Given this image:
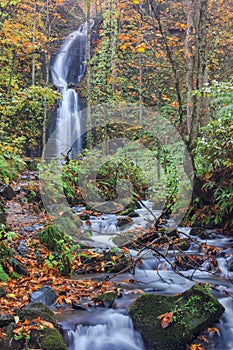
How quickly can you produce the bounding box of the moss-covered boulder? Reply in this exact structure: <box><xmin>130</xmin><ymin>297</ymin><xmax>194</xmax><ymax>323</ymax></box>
<box><xmin>18</xmin><ymin>302</ymin><xmax>57</xmax><ymax>324</ymax></box>
<box><xmin>0</xmin><ymin>324</ymin><xmax>68</xmax><ymax>350</ymax></box>
<box><xmin>0</xmin><ymin>303</ymin><xmax>67</xmax><ymax>350</ymax></box>
<box><xmin>95</xmin><ymin>291</ymin><xmax>119</xmax><ymax>308</ymax></box>
<box><xmin>129</xmin><ymin>285</ymin><xmax>225</xmax><ymax>350</ymax></box>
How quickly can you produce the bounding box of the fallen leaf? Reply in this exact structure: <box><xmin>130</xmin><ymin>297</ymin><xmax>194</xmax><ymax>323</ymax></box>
<box><xmin>158</xmin><ymin>311</ymin><xmax>174</xmax><ymax>328</ymax></box>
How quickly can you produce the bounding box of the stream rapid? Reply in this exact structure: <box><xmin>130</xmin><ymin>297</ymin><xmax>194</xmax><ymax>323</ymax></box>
<box><xmin>57</xmin><ymin>201</ymin><xmax>233</xmax><ymax>350</ymax></box>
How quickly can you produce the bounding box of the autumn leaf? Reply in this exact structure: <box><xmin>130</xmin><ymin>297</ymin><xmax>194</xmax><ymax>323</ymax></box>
<box><xmin>32</xmin><ymin>317</ymin><xmax>54</xmax><ymax>329</ymax></box>
<box><xmin>137</xmin><ymin>46</ymin><xmax>145</xmax><ymax>53</ymax></box>
<box><xmin>189</xmin><ymin>344</ymin><xmax>205</xmax><ymax>350</ymax></box>
<box><xmin>205</xmin><ymin>327</ymin><xmax>220</xmax><ymax>336</ymax></box>
<box><xmin>158</xmin><ymin>311</ymin><xmax>174</xmax><ymax>328</ymax></box>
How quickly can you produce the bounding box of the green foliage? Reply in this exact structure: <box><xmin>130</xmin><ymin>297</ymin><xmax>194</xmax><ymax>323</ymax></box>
<box><xmin>0</xmin><ymin>142</ymin><xmax>25</xmax><ymax>183</ymax></box>
<box><xmin>0</xmin><ymin>224</ymin><xmax>18</xmax><ymax>281</ymax></box>
<box><xmin>0</xmin><ymin>86</ymin><xmax>60</xmax><ymax>153</ymax></box>
<box><xmin>39</xmin><ymin>224</ymin><xmax>80</xmax><ymax>275</ymax></box>
<box><xmin>195</xmin><ymin>80</ymin><xmax>233</xmax><ymax>225</ymax></box>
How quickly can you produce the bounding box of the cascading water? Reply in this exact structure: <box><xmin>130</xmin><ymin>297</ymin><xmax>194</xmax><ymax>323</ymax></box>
<box><xmin>50</xmin><ymin>21</ymin><xmax>93</xmax><ymax>160</ymax></box>
<box><xmin>64</xmin><ymin>309</ymin><xmax>144</xmax><ymax>350</ymax></box>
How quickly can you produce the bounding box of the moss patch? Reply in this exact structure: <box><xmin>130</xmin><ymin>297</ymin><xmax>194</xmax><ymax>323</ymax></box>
<box><xmin>129</xmin><ymin>285</ymin><xmax>225</xmax><ymax>350</ymax></box>
<box><xmin>0</xmin><ymin>264</ymin><xmax>9</xmax><ymax>281</ymax></box>
<box><xmin>40</xmin><ymin>328</ymin><xmax>68</xmax><ymax>350</ymax></box>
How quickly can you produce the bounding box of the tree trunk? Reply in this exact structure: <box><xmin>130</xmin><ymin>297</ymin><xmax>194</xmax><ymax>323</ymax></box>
<box><xmin>185</xmin><ymin>0</ymin><xmax>195</xmax><ymax>134</ymax></box>
<box><xmin>188</xmin><ymin>0</ymin><xmax>209</xmax><ymax>148</ymax></box>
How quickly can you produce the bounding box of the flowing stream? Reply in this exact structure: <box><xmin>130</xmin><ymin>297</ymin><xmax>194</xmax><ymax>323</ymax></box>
<box><xmin>51</xmin><ymin>21</ymin><xmax>233</xmax><ymax>350</ymax></box>
<box><xmin>57</xmin><ymin>201</ymin><xmax>233</xmax><ymax>350</ymax></box>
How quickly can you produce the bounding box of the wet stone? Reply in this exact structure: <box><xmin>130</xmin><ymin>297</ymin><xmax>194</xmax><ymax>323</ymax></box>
<box><xmin>30</xmin><ymin>285</ymin><xmax>57</xmax><ymax>306</ymax></box>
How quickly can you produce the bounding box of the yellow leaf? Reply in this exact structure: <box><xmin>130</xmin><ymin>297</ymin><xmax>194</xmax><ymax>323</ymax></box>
<box><xmin>137</xmin><ymin>47</ymin><xmax>145</xmax><ymax>53</ymax></box>
<box><xmin>120</xmin><ymin>44</ymin><xmax>127</xmax><ymax>50</ymax></box>
<box><xmin>132</xmin><ymin>0</ymin><xmax>139</xmax><ymax>4</ymax></box>
<box><xmin>6</xmin><ymin>294</ymin><xmax>16</xmax><ymax>299</ymax></box>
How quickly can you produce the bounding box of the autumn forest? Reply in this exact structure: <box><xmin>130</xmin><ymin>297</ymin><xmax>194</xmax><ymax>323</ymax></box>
<box><xmin>0</xmin><ymin>0</ymin><xmax>233</xmax><ymax>350</ymax></box>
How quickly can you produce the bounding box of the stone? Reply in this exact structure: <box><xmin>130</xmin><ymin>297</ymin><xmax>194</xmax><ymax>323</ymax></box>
<box><xmin>9</xmin><ymin>257</ymin><xmax>29</xmax><ymax>276</ymax></box>
<box><xmin>0</xmin><ymin>184</ymin><xmax>15</xmax><ymax>200</ymax></box>
<box><xmin>95</xmin><ymin>292</ymin><xmax>119</xmax><ymax>308</ymax></box>
<box><xmin>0</xmin><ymin>318</ymin><xmax>68</xmax><ymax>350</ymax></box>
<box><xmin>176</xmin><ymin>239</ymin><xmax>191</xmax><ymax>251</ymax></box>
<box><xmin>17</xmin><ymin>240</ymin><xmax>31</xmax><ymax>255</ymax></box>
<box><xmin>0</xmin><ymin>287</ymin><xmax>6</xmax><ymax>297</ymax></box>
<box><xmin>18</xmin><ymin>302</ymin><xmax>56</xmax><ymax>324</ymax></box>
<box><xmin>0</xmin><ymin>314</ymin><xmax>14</xmax><ymax>328</ymax></box>
<box><xmin>190</xmin><ymin>227</ymin><xmax>208</xmax><ymax>239</ymax></box>
<box><xmin>30</xmin><ymin>286</ymin><xmax>57</xmax><ymax>306</ymax></box>
<box><xmin>129</xmin><ymin>285</ymin><xmax>225</xmax><ymax>350</ymax></box>
<box><xmin>0</xmin><ymin>202</ymin><xmax>6</xmax><ymax>224</ymax></box>
<box><xmin>229</xmin><ymin>261</ymin><xmax>233</xmax><ymax>272</ymax></box>
<box><xmin>117</xmin><ymin>216</ymin><xmax>133</xmax><ymax>228</ymax></box>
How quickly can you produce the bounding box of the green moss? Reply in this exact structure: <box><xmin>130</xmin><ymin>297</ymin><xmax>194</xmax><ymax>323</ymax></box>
<box><xmin>129</xmin><ymin>285</ymin><xmax>225</xmax><ymax>350</ymax></box>
<box><xmin>0</xmin><ymin>263</ymin><xmax>9</xmax><ymax>281</ymax></box>
<box><xmin>18</xmin><ymin>303</ymin><xmax>57</xmax><ymax>324</ymax></box>
<box><xmin>95</xmin><ymin>292</ymin><xmax>118</xmax><ymax>307</ymax></box>
<box><xmin>40</xmin><ymin>328</ymin><xmax>68</xmax><ymax>350</ymax></box>
<box><xmin>39</xmin><ymin>224</ymin><xmax>63</xmax><ymax>251</ymax></box>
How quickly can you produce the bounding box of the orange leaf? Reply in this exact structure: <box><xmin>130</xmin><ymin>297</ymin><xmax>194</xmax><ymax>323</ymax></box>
<box><xmin>24</xmin><ymin>319</ymin><xmax>31</xmax><ymax>326</ymax></box>
<box><xmin>158</xmin><ymin>311</ymin><xmax>174</xmax><ymax>328</ymax></box>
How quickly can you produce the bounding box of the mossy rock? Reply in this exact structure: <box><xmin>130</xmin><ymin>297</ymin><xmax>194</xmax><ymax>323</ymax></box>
<box><xmin>0</xmin><ymin>264</ymin><xmax>9</xmax><ymax>282</ymax></box>
<box><xmin>0</xmin><ymin>324</ymin><xmax>68</xmax><ymax>350</ymax></box>
<box><xmin>117</xmin><ymin>216</ymin><xmax>133</xmax><ymax>228</ymax></box>
<box><xmin>129</xmin><ymin>285</ymin><xmax>225</xmax><ymax>350</ymax></box>
<box><xmin>39</xmin><ymin>224</ymin><xmax>64</xmax><ymax>251</ymax></box>
<box><xmin>229</xmin><ymin>261</ymin><xmax>233</xmax><ymax>272</ymax></box>
<box><xmin>18</xmin><ymin>302</ymin><xmax>56</xmax><ymax>324</ymax></box>
<box><xmin>0</xmin><ymin>201</ymin><xmax>6</xmax><ymax>224</ymax></box>
<box><xmin>176</xmin><ymin>239</ymin><xmax>191</xmax><ymax>251</ymax></box>
<box><xmin>37</xmin><ymin>327</ymin><xmax>68</xmax><ymax>350</ymax></box>
<box><xmin>113</xmin><ymin>230</ymin><xmax>143</xmax><ymax>247</ymax></box>
<box><xmin>95</xmin><ymin>291</ymin><xmax>119</xmax><ymax>307</ymax></box>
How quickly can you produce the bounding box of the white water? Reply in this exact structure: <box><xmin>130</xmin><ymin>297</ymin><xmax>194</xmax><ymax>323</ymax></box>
<box><xmin>66</xmin><ymin>310</ymin><xmax>144</xmax><ymax>350</ymax></box>
<box><xmin>51</xmin><ymin>21</ymin><xmax>94</xmax><ymax>160</ymax></box>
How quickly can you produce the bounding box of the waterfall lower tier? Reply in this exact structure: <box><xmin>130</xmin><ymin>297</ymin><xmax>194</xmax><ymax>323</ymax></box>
<box><xmin>65</xmin><ymin>310</ymin><xmax>144</xmax><ymax>350</ymax></box>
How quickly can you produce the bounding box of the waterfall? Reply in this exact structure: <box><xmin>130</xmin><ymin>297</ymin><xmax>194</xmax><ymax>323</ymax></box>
<box><xmin>66</xmin><ymin>310</ymin><xmax>144</xmax><ymax>350</ymax></box>
<box><xmin>50</xmin><ymin>21</ymin><xmax>94</xmax><ymax>160</ymax></box>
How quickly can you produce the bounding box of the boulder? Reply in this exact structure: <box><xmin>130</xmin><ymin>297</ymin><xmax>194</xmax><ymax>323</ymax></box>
<box><xmin>9</xmin><ymin>257</ymin><xmax>29</xmax><ymax>276</ymax></box>
<box><xmin>117</xmin><ymin>216</ymin><xmax>133</xmax><ymax>228</ymax></box>
<box><xmin>18</xmin><ymin>302</ymin><xmax>56</xmax><ymax>324</ymax></box>
<box><xmin>0</xmin><ymin>202</ymin><xmax>7</xmax><ymax>224</ymax></box>
<box><xmin>129</xmin><ymin>285</ymin><xmax>225</xmax><ymax>350</ymax></box>
<box><xmin>95</xmin><ymin>292</ymin><xmax>119</xmax><ymax>308</ymax></box>
<box><xmin>0</xmin><ymin>314</ymin><xmax>14</xmax><ymax>328</ymax></box>
<box><xmin>30</xmin><ymin>285</ymin><xmax>57</xmax><ymax>306</ymax></box>
<box><xmin>0</xmin><ymin>287</ymin><xmax>6</xmax><ymax>297</ymax></box>
<box><xmin>0</xmin><ymin>304</ymin><xmax>67</xmax><ymax>350</ymax></box>
<box><xmin>0</xmin><ymin>184</ymin><xmax>15</xmax><ymax>200</ymax></box>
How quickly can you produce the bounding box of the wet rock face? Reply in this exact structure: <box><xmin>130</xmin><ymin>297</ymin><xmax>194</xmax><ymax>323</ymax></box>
<box><xmin>30</xmin><ymin>286</ymin><xmax>57</xmax><ymax>306</ymax></box>
<box><xmin>129</xmin><ymin>285</ymin><xmax>225</xmax><ymax>350</ymax></box>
